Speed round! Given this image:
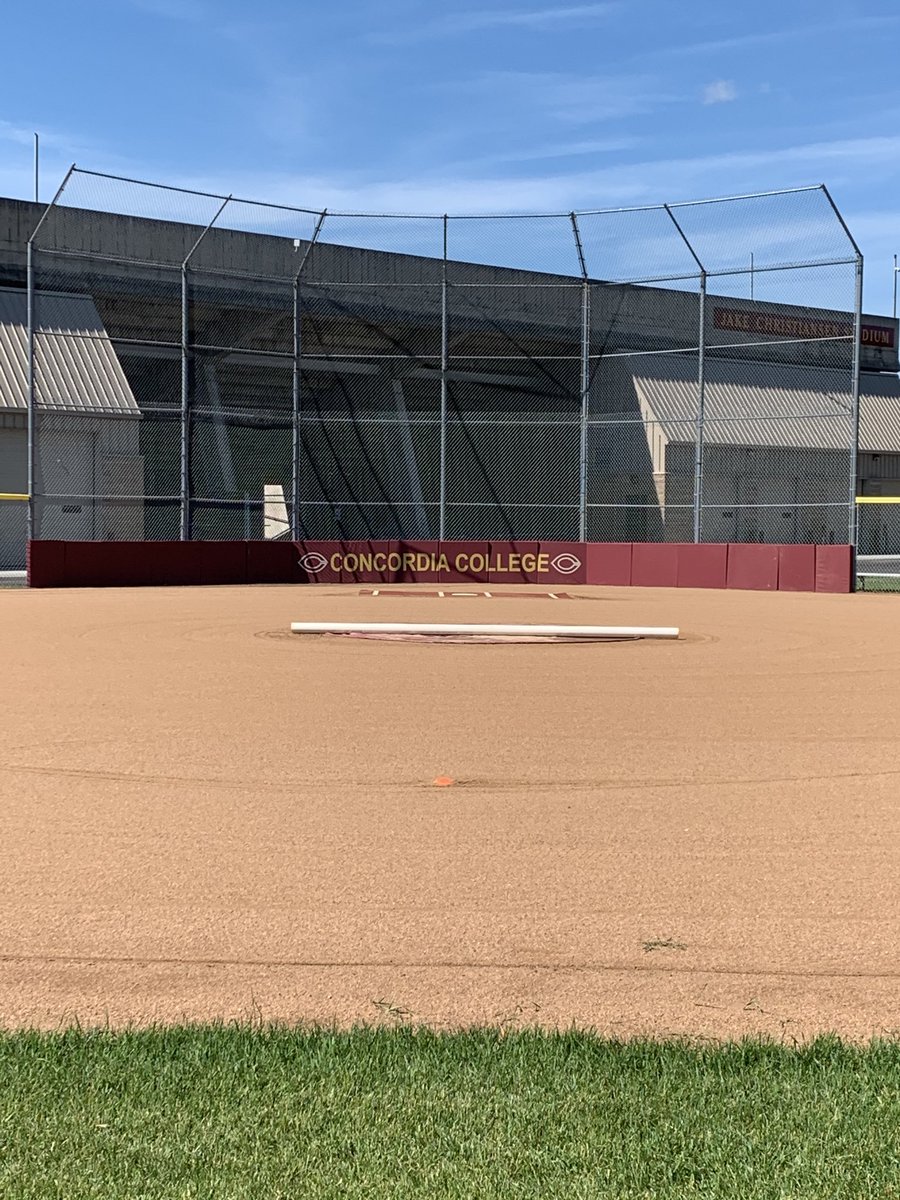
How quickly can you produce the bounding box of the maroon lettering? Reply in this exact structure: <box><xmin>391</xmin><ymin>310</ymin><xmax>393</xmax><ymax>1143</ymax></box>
<box><xmin>715</xmin><ymin>308</ymin><xmax>895</xmax><ymax>350</ymax></box>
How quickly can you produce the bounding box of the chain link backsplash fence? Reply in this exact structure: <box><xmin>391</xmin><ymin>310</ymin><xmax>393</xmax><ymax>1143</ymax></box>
<box><xmin>25</xmin><ymin>170</ymin><xmax>863</xmax><ymax>547</ymax></box>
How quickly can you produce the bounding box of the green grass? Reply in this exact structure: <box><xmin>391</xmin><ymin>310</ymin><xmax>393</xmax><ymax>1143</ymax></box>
<box><xmin>857</xmin><ymin>573</ymin><xmax>900</xmax><ymax>592</ymax></box>
<box><xmin>1</xmin><ymin>1027</ymin><xmax>899</xmax><ymax>1198</ymax></box>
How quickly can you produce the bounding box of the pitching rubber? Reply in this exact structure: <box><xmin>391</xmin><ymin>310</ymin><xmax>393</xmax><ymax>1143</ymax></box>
<box><xmin>290</xmin><ymin>621</ymin><xmax>680</xmax><ymax>639</ymax></box>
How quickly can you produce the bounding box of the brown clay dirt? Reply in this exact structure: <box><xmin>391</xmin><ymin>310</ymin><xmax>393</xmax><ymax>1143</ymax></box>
<box><xmin>1</xmin><ymin>583</ymin><xmax>899</xmax><ymax>1040</ymax></box>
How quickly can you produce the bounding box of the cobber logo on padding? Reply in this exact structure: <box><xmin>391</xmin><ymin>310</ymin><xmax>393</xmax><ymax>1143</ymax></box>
<box><xmin>298</xmin><ymin>552</ymin><xmax>329</xmax><ymax>572</ymax></box>
<box><xmin>550</xmin><ymin>553</ymin><xmax>582</xmax><ymax>574</ymax></box>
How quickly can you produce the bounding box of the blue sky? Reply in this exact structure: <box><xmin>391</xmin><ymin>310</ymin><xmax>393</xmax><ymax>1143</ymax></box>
<box><xmin>2</xmin><ymin>0</ymin><xmax>900</xmax><ymax>310</ymax></box>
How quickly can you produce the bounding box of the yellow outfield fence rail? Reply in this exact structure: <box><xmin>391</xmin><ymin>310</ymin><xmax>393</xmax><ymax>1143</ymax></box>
<box><xmin>856</xmin><ymin>496</ymin><xmax>900</xmax><ymax>504</ymax></box>
<box><xmin>0</xmin><ymin>493</ymin><xmax>29</xmax><ymax>501</ymax></box>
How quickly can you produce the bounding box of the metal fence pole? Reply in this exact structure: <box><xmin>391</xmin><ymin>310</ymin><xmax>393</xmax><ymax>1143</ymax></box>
<box><xmin>820</xmin><ymin>185</ymin><xmax>866</xmax><ymax>556</ymax></box>
<box><xmin>292</xmin><ymin>210</ymin><xmax>327</xmax><ymax>540</ymax></box>
<box><xmin>291</xmin><ymin>281</ymin><xmax>302</xmax><ymax>541</ymax></box>
<box><xmin>291</xmin><ymin>281</ymin><xmax>300</xmax><ymax>541</ymax></box>
<box><xmin>179</xmin><ymin>195</ymin><xmax>231</xmax><ymax>541</ymax></box>
<box><xmin>693</xmin><ymin>270</ymin><xmax>708</xmax><ymax>544</ymax></box>
<box><xmin>25</xmin><ymin>164</ymin><xmax>75</xmax><ymax>549</ymax></box>
<box><xmin>439</xmin><ymin>215</ymin><xmax>449</xmax><ymax>540</ymax></box>
<box><xmin>662</xmin><ymin>204</ymin><xmax>708</xmax><ymax>545</ymax></box>
<box><xmin>849</xmin><ymin>253</ymin><xmax>864</xmax><ymax>552</ymax></box>
<box><xmin>179</xmin><ymin>265</ymin><xmax>190</xmax><ymax>541</ymax></box>
<box><xmin>26</xmin><ymin>240</ymin><xmax>35</xmax><ymax>546</ymax></box>
<box><xmin>570</xmin><ymin>214</ymin><xmax>590</xmax><ymax>542</ymax></box>
<box><xmin>579</xmin><ymin>283</ymin><xmax>591</xmax><ymax>542</ymax></box>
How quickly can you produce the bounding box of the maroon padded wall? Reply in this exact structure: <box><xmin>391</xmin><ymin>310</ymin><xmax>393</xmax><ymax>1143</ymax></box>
<box><xmin>632</xmin><ymin>543</ymin><xmax>679</xmax><ymax>588</ymax></box>
<box><xmin>777</xmin><ymin>545</ymin><xmax>817</xmax><ymax>593</ymax></box>
<box><xmin>676</xmin><ymin>544</ymin><xmax>728</xmax><ymax>589</ymax></box>
<box><xmin>27</xmin><ymin>539</ymin><xmax>856</xmax><ymax>593</ymax></box>
<box><xmin>815</xmin><ymin>544</ymin><xmax>854</xmax><ymax>593</ymax></box>
<box><xmin>726</xmin><ymin>543</ymin><xmax>780</xmax><ymax>591</ymax></box>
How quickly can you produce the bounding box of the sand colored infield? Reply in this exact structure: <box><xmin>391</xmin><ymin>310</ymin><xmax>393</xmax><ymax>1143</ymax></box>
<box><xmin>0</xmin><ymin>583</ymin><xmax>899</xmax><ymax>1039</ymax></box>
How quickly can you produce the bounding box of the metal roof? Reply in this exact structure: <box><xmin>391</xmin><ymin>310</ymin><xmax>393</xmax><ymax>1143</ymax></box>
<box><xmin>630</xmin><ymin>356</ymin><xmax>900</xmax><ymax>453</ymax></box>
<box><xmin>0</xmin><ymin>287</ymin><xmax>138</xmax><ymax>414</ymax></box>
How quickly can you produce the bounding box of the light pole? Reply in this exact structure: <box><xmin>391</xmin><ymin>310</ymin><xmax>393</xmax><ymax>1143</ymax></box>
<box><xmin>893</xmin><ymin>254</ymin><xmax>900</xmax><ymax>319</ymax></box>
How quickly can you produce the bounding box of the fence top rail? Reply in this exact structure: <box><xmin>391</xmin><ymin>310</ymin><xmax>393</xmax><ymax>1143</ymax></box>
<box><xmin>57</xmin><ymin>167</ymin><xmax>328</xmax><ymax>218</ymax></box>
<box><xmin>48</xmin><ymin>166</ymin><xmax>842</xmax><ymax>224</ymax></box>
<box><xmin>28</xmin><ymin>167</ymin><xmax>862</xmax><ymax>284</ymax></box>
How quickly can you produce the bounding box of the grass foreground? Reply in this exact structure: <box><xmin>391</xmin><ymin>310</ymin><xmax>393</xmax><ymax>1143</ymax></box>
<box><xmin>0</xmin><ymin>1026</ymin><xmax>898</xmax><ymax>1198</ymax></box>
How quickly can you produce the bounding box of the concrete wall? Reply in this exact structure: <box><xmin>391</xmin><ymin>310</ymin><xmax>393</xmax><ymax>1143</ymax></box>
<box><xmin>1</xmin><ymin>197</ymin><xmax>892</xmax><ymax>371</ymax></box>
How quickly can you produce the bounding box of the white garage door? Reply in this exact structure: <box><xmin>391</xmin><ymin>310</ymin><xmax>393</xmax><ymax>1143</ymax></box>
<box><xmin>35</xmin><ymin>428</ymin><xmax>96</xmax><ymax>541</ymax></box>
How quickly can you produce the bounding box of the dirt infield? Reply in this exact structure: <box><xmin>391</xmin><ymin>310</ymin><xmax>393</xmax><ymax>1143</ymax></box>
<box><xmin>1</xmin><ymin>583</ymin><xmax>899</xmax><ymax>1039</ymax></box>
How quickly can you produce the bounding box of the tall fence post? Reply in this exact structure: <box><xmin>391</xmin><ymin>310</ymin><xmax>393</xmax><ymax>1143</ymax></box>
<box><xmin>849</xmin><ymin>253</ymin><xmax>864</xmax><ymax>552</ymax></box>
<box><xmin>570</xmin><ymin>213</ymin><xmax>590</xmax><ymax>542</ymax></box>
<box><xmin>179</xmin><ymin>195</ymin><xmax>231</xmax><ymax>542</ymax></box>
<box><xmin>26</xmin><ymin>240</ymin><xmax>35</xmax><ymax>546</ymax></box>
<box><xmin>579</xmin><ymin>283</ymin><xmax>591</xmax><ymax>542</ymax></box>
<box><xmin>821</xmin><ymin>185</ymin><xmax>865</xmax><ymax>556</ymax></box>
<box><xmin>26</xmin><ymin>164</ymin><xmax>75</xmax><ymax>549</ymax></box>
<box><xmin>179</xmin><ymin>265</ymin><xmax>190</xmax><ymax>541</ymax></box>
<box><xmin>291</xmin><ymin>281</ymin><xmax>300</xmax><ymax>541</ymax></box>
<box><xmin>292</xmin><ymin>210</ymin><xmax>327</xmax><ymax>540</ymax></box>
<box><xmin>693</xmin><ymin>269</ymin><xmax>708</xmax><ymax>544</ymax></box>
<box><xmin>663</xmin><ymin>204</ymin><xmax>707</xmax><ymax>544</ymax></box>
<box><xmin>439</xmin><ymin>215</ymin><xmax>449</xmax><ymax>541</ymax></box>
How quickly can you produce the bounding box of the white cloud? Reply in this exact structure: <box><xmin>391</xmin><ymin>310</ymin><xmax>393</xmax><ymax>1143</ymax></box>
<box><xmin>0</xmin><ymin>121</ymin><xmax>83</xmax><ymax>155</ymax></box>
<box><xmin>446</xmin><ymin>137</ymin><xmax>639</xmax><ymax>172</ymax></box>
<box><xmin>703</xmin><ymin>80</ymin><xmax>737</xmax><ymax>105</ymax></box>
<box><xmin>467</xmin><ymin>3</ymin><xmax>614</xmax><ymax>29</ymax></box>
<box><xmin>0</xmin><ymin>120</ymin><xmax>110</xmax><ymax>203</ymax></box>
<box><xmin>636</xmin><ymin>14</ymin><xmax>900</xmax><ymax>63</ymax></box>
<box><xmin>6</xmin><ymin>129</ymin><xmax>899</xmax><ymax>222</ymax></box>
<box><xmin>7</xmin><ymin>127</ymin><xmax>898</xmax><ymax>304</ymax></box>
<box><xmin>160</xmin><ymin>134</ymin><xmax>900</xmax><ymax>232</ymax></box>
<box><xmin>371</xmin><ymin>4</ymin><xmax>616</xmax><ymax>44</ymax></box>
<box><xmin>128</xmin><ymin>0</ymin><xmax>207</xmax><ymax>20</ymax></box>
<box><xmin>457</xmin><ymin>70</ymin><xmax>679</xmax><ymax>125</ymax></box>
<box><xmin>0</xmin><ymin>120</ymin><xmax>36</xmax><ymax>148</ymax></box>
<box><xmin>0</xmin><ymin>128</ymin><xmax>892</xmax><ymax>304</ymax></box>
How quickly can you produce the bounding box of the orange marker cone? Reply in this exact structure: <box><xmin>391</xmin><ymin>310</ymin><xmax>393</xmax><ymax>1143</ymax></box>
<box><xmin>433</xmin><ymin>775</ymin><xmax>455</xmax><ymax>788</ymax></box>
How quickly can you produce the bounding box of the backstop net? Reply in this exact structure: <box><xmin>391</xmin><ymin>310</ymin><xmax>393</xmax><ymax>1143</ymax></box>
<box><xmin>25</xmin><ymin>171</ymin><xmax>864</xmax><ymax>548</ymax></box>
